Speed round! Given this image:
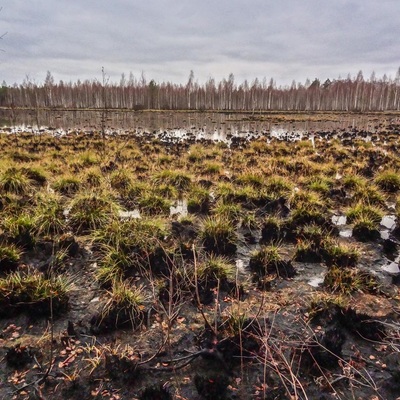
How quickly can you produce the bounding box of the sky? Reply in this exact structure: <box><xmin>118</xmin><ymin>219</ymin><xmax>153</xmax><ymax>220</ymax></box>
<box><xmin>1</xmin><ymin>0</ymin><xmax>400</xmax><ymax>87</ymax></box>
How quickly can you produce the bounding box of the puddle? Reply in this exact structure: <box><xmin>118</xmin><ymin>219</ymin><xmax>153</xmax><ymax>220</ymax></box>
<box><xmin>382</xmin><ymin>253</ymin><xmax>400</xmax><ymax>273</ymax></box>
<box><xmin>270</xmin><ymin>128</ymin><xmax>304</xmax><ymax>141</ymax></box>
<box><xmin>382</xmin><ymin>258</ymin><xmax>400</xmax><ymax>273</ymax></box>
<box><xmin>386</xmin><ymin>202</ymin><xmax>396</xmax><ymax>211</ymax></box>
<box><xmin>339</xmin><ymin>228</ymin><xmax>353</xmax><ymax>238</ymax></box>
<box><xmin>120</xmin><ymin>209</ymin><xmax>141</xmax><ymax>219</ymax></box>
<box><xmin>308</xmin><ymin>276</ymin><xmax>325</xmax><ymax>287</ymax></box>
<box><xmin>380</xmin><ymin>215</ymin><xmax>396</xmax><ymax>230</ymax></box>
<box><xmin>170</xmin><ymin>199</ymin><xmax>188</xmax><ymax>217</ymax></box>
<box><xmin>310</xmin><ymin>133</ymin><xmax>315</xmax><ymax>149</ymax></box>
<box><xmin>332</xmin><ymin>215</ymin><xmax>347</xmax><ymax>226</ymax></box>
<box><xmin>234</xmin><ymin>258</ymin><xmax>251</xmax><ymax>282</ymax></box>
<box><xmin>235</xmin><ymin>259</ymin><xmax>246</xmax><ymax>273</ymax></box>
<box><xmin>380</xmin><ymin>230</ymin><xmax>390</xmax><ymax>240</ymax></box>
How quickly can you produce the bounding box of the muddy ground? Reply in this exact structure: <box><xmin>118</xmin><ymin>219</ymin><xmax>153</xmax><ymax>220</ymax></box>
<box><xmin>0</xmin><ymin>111</ymin><xmax>399</xmax><ymax>400</ymax></box>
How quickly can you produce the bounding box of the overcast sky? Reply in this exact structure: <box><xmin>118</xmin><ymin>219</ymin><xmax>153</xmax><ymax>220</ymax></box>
<box><xmin>1</xmin><ymin>0</ymin><xmax>400</xmax><ymax>86</ymax></box>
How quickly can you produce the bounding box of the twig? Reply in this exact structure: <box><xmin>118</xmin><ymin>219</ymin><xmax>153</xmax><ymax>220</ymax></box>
<box><xmin>138</xmin><ymin>336</ymin><xmax>169</xmax><ymax>365</ymax></box>
<box><xmin>192</xmin><ymin>244</ymin><xmax>217</xmax><ymax>336</ymax></box>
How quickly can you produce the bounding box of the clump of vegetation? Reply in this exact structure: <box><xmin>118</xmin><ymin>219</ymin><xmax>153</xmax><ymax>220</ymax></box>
<box><xmin>0</xmin><ymin>271</ymin><xmax>70</xmax><ymax>317</ymax></box>
<box><xmin>0</xmin><ymin>243</ymin><xmax>22</xmax><ymax>271</ymax></box>
<box><xmin>2</xmin><ymin>213</ymin><xmax>36</xmax><ymax>249</ymax></box>
<box><xmin>298</xmin><ymin>223</ymin><xmax>327</xmax><ymax>246</ymax></box>
<box><xmin>187</xmin><ymin>145</ymin><xmax>205</xmax><ymax>163</ymax></box>
<box><xmin>249</xmin><ymin>244</ymin><xmax>295</xmax><ymax>279</ymax></box>
<box><xmin>187</xmin><ymin>185</ymin><xmax>210</xmax><ymax>214</ymax></box>
<box><xmin>214</xmin><ymin>182</ymin><xmax>236</xmax><ymax>203</ymax></box>
<box><xmin>21</xmin><ymin>166</ymin><xmax>48</xmax><ymax>187</ymax></box>
<box><xmin>199</xmin><ymin>216</ymin><xmax>237</xmax><ymax>255</ymax></box>
<box><xmin>96</xmin><ymin>244</ymin><xmax>132</xmax><ymax>287</ymax></box>
<box><xmin>124</xmin><ymin>181</ymin><xmax>151</xmax><ymax>205</ymax></box>
<box><xmin>77</xmin><ymin>151</ymin><xmax>99</xmax><ymax>168</ymax></box>
<box><xmin>91</xmin><ymin>279</ymin><xmax>145</xmax><ymax>332</ymax></box>
<box><xmin>197</xmin><ymin>254</ymin><xmax>235</xmax><ymax>283</ymax></box>
<box><xmin>189</xmin><ymin>253</ymin><xmax>238</xmax><ymax>304</ymax></box>
<box><xmin>53</xmin><ymin>175</ymin><xmax>81</xmax><ymax>195</ymax></box>
<box><xmin>352</xmin><ymin>215</ymin><xmax>380</xmax><ymax>242</ymax></box>
<box><xmin>289</xmin><ymin>206</ymin><xmax>328</xmax><ymax>228</ymax></box>
<box><xmin>322</xmin><ymin>239</ymin><xmax>360</xmax><ymax>268</ymax></box>
<box><xmin>294</xmin><ymin>239</ymin><xmax>320</xmax><ymax>262</ymax></box>
<box><xmin>153</xmin><ymin>170</ymin><xmax>192</xmax><ymax>192</ymax></box>
<box><xmin>0</xmin><ymin>167</ymin><xmax>33</xmax><ymax>195</ymax></box>
<box><xmin>83</xmin><ymin>167</ymin><xmax>103</xmax><ymax>188</ymax></box>
<box><xmin>260</xmin><ymin>215</ymin><xmax>284</xmax><ymax>242</ymax></box>
<box><xmin>353</xmin><ymin>184</ymin><xmax>386</xmax><ymax>205</ymax></box>
<box><xmin>294</xmin><ymin>223</ymin><xmax>331</xmax><ymax>262</ymax></box>
<box><xmin>346</xmin><ymin>202</ymin><xmax>384</xmax><ymax>224</ymax></box>
<box><xmin>324</xmin><ymin>267</ymin><xmax>379</xmax><ymax>294</ymax></box>
<box><xmin>241</xmin><ymin>211</ymin><xmax>259</xmax><ymax>231</ymax></box>
<box><xmin>375</xmin><ymin>169</ymin><xmax>400</xmax><ymax>193</ymax></box>
<box><xmin>308</xmin><ymin>293</ymin><xmax>348</xmax><ymax>321</ymax></box>
<box><xmin>236</xmin><ymin>172</ymin><xmax>264</xmax><ymax>188</ymax></box>
<box><xmin>306</xmin><ymin>176</ymin><xmax>334</xmax><ymax>196</ymax></box>
<box><xmin>109</xmin><ymin>169</ymin><xmax>133</xmax><ymax>192</ymax></box>
<box><xmin>68</xmin><ymin>191</ymin><xmax>120</xmax><ymax>234</ymax></box>
<box><xmin>288</xmin><ymin>190</ymin><xmax>329</xmax><ymax>228</ymax></box>
<box><xmin>290</xmin><ymin>189</ymin><xmax>326</xmax><ymax>210</ymax></box>
<box><xmin>94</xmin><ymin>216</ymin><xmax>171</xmax><ymax>276</ymax></box>
<box><xmin>212</xmin><ymin>201</ymin><xmax>243</xmax><ymax>223</ymax></box>
<box><xmin>342</xmin><ymin>173</ymin><xmax>367</xmax><ymax>190</ymax></box>
<box><xmin>201</xmin><ymin>161</ymin><xmax>223</xmax><ymax>175</ymax></box>
<box><xmin>33</xmin><ymin>193</ymin><xmax>67</xmax><ymax>238</ymax></box>
<box><xmin>138</xmin><ymin>191</ymin><xmax>172</xmax><ymax>215</ymax></box>
<box><xmin>265</xmin><ymin>175</ymin><xmax>293</xmax><ymax>198</ymax></box>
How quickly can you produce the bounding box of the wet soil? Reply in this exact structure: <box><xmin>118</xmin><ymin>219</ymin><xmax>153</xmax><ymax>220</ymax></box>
<box><xmin>0</xmin><ymin>111</ymin><xmax>400</xmax><ymax>400</ymax></box>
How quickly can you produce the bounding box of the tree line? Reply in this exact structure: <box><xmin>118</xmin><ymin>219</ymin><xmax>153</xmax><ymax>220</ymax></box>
<box><xmin>1</xmin><ymin>69</ymin><xmax>400</xmax><ymax>112</ymax></box>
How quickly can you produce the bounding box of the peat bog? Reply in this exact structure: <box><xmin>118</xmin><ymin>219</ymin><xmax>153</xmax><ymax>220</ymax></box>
<box><xmin>0</xmin><ymin>110</ymin><xmax>400</xmax><ymax>399</ymax></box>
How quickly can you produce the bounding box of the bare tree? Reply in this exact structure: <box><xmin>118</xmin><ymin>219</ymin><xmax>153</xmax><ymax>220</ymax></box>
<box><xmin>3</xmin><ymin>68</ymin><xmax>400</xmax><ymax>112</ymax></box>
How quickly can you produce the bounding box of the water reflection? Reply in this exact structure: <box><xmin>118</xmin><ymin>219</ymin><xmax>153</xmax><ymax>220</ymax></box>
<box><xmin>380</xmin><ymin>215</ymin><xmax>396</xmax><ymax>230</ymax></box>
<box><xmin>308</xmin><ymin>276</ymin><xmax>324</xmax><ymax>287</ymax></box>
<box><xmin>0</xmin><ymin>109</ymin><xmax>395</xmax><ymax>144</ymax></box>
<box><xmin>170</xmin><ymin>199</ymin><xmax>188</xmax><ymax>217</ymax></box>
<box><xmin>382</xmin><ymin>254</ymin><xmax>400</xmax><ymax>273</ymax></box>
<box><xmin>332</xmin><ymin>215</ymin><xmax>347</xmax><ymax>226</ymax></box>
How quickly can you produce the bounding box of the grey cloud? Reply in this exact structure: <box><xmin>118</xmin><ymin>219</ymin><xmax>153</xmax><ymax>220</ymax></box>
<box><xmin>1</xmin><ymin>0</ymin><xmax>400</xmax><ymax>86</ymax></box>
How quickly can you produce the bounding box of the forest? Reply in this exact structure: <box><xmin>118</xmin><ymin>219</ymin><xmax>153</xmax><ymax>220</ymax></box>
<box><xmin>1</xmin><ymin>69</ymin><xmax>400</xmax><ymax>112</ymax></box>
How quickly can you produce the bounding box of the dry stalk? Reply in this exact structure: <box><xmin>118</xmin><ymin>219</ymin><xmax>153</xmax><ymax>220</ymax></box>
<box><xmin>192</xmin><ymin>244</ymin><xmax>217</xmax><ymax>336</ymax></box>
